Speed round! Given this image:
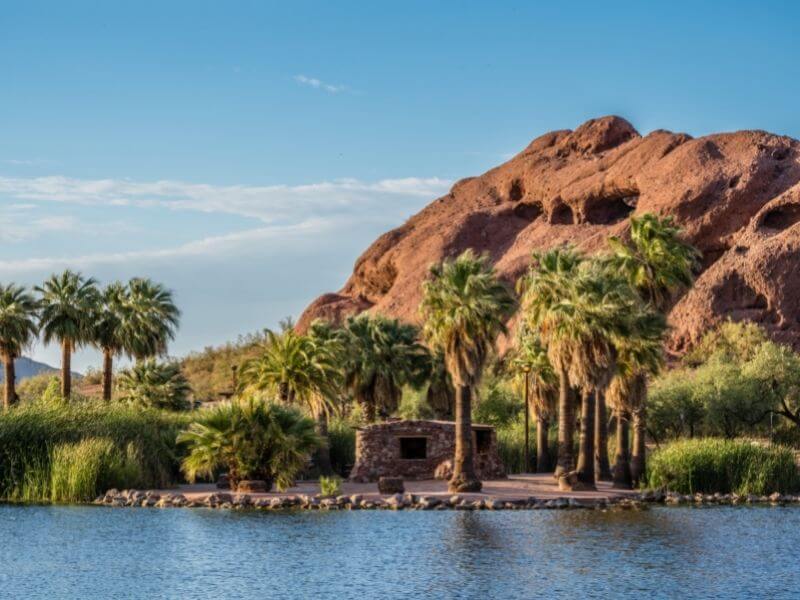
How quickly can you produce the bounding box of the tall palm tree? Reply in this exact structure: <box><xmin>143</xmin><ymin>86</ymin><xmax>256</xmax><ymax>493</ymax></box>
<box><xmin>0</xmin><ymin>284</ymin><xmax>39</xmax><ymax>408</ymax></box>
<box><xmin>607</xmin><ymin>309</ymin><xmax>666</xmax><ymax>488</ymax></box>
<box><xmin>121</xmin><ymin>278</ymin><xmax>180</xmax><ymax>361</ymax></box>
<box><xmin>509</xmin><ymin>325</ymin><xmax>556</xmax><ymax>473</ymax></box>
<box><xmin>92</xmin><ymin>282</ymin><xmax>127</xmax><ymax>401</ymax></box>
<box><xmin>342</xmin><ymin>314</ymin><xmax>430</xmax><ymax>422</ymax></box>
<box><xmin>518</xmin><ymin>246</ymin><xmax>583</xmax><ymax>478</ymax></box>
<box><xmin>36</xmin><ymin>270</ymin><xmax>99</xmax><ymax>399</ymax></box>
<box><xmin>421</xmin><ymin>249</ymin><xmax>515</xmax><ymax>493</ymax></box>
<box><xmin>426</xmin><ymin>350</ymin><xmax>455</xmax><ymax>420</ymax></box>
<box><xmin>239</xmin><ymin>326</ymin><xmax>341</xmax><ymax>475</ymax></box>
<box><xmin>607</xmin><ymin>213</ymin><xmax>699</xmax><ymax>482</ymax></box>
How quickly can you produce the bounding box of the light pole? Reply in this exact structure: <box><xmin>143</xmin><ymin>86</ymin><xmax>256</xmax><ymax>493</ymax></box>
<box><xmin>523</xmin><ymin>365</ymin><xmax>531</xmax><ymax>473</ymax></box>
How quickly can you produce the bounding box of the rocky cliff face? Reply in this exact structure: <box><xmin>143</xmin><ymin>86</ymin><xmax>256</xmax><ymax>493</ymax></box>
<box><xmin>298</xmin><ymin>116</ymin><xmax>800</xmax><ymax>352</ymax></box>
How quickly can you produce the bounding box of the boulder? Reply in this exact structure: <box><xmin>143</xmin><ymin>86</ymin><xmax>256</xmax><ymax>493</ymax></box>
<box><xmin>377</xmin><ymin>477</ymin><xmax>404</xmax><ymax>494</ymax></box>
<box><xmin>237</xmin><ymin>480</ymin><xmax>270</xmax><ymax>493</ymax></box>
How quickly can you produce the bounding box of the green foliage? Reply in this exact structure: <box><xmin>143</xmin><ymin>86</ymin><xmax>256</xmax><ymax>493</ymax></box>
<box><xmin>319</xmin><ymin>475</ymin><xmax>343</xmax><ymax>497</ymax></box>
<box><xmin>49</xmin><ymin>438</ymin><xmax>144</xmax><ymax>503</ymax></box>
<box><xmin>36</xmin><ymin>270</ymin><xmax>99</xmax><ymax>348</ymax></box>
<box><xmin>646</xmin><ymin>438</ymin><xmax>800</xmax><ymax>495</ymax></box>
<box><xmin>474</xmin><ymin>375</ymin><xmax>521</xmax><ymax>428</ymax></box>
<box><xmin>328</xmin><ymin>417</ymin><xmax>356</xmax><ymax>476</ymax></box>
<box><xmin>684</xmin><ymin>319</ymin><xmax>768</xmax><ymax>367</ymax></box>
<box><xmin>0</xmin><ymin>399</ymin><xmax>188</xmax><ymax>501</ymax></box>
<box><xmin>178</xmin><ymin>397</ymin><xmax>319</xmax><ymax>491</ymax></box>
<box><xmin>17</xmin><ymin>374</ymin><xmax>61</xmax><ymax>404</ymax></box>
<box><xmin>116</xmin><ymin>359</ymin><xmax>192</xmax><ymax>411</ymax></box>
<box><xmin>495</xmin><ymin>418</ymin><xmax>558</xmax><ymax>474</ymax></box>
<box><xmin>396</xmin><ymin>387</ymin><xmax>435</xmax><ymax>420</ymax></box>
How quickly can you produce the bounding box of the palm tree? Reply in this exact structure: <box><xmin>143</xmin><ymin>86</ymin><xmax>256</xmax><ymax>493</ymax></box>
<box><xmin>0</xmin><ymin>284</ymin><xmax>39</xmax><ymax>408</ymax></box>
<box><xmin>509</xmin><ymin>325</ymin><xmax>556</xmax><ymax>473</ymax></box>
<box><xmin>426</xmin><ymin>350</ymin><xmax>455</xmax><ymax>420</ymax></box>
<box><xmin>92</xmin><ymin>282</ymin><xmax>127</xmax><ymax>401</ymax></box>
<box><xmin>342</xmin><ymin>314</ymin><xmax>430</xmax><ymax>422</ymax></box>
<box><xmin>518</xmin><ymin>246</ymin><xmax>583</xmax><ymax>478</ymax></box>
<box><xmin>607</xmin><ymin>309</ymin><xmax>666</xmax><ymax>488</ymax></box>
<box><xmin>36</xmin><ymin>270</ymin><xmax>99</xmax><ymax>399</ymax></box>
<box><xmin>239</xmin><ymin>326</ymin><xmax>342</xmax><ymax>475</ymax></box>
<box><xmin>607</xmin><ymin>213</ymin><xmax>699</xmax><ymax>483</ymax></box>
<box><xmin>421</xmin><ymin>249</ymin><xmax>515</xmax><ymax>493</ymax></box>
<box><xmin>121</xmin><ymin>278</ymin><xmax>180</xmax><ymax>361</ymax></box>
<box><xmin>117</xmin><ymin>359</ymin><xmax>192</xmax><ymax>410</ymax></box>
<box><xmin>178</xmin><ymin>397</ymin><xmax>319</xmax><ymax>491</ymax></box>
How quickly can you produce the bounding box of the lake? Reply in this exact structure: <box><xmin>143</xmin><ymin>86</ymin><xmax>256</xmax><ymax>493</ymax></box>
<box><xmin>1</xmin><ymin>505</ymin><xmax>797</xmax><ymax>599</ymax></box>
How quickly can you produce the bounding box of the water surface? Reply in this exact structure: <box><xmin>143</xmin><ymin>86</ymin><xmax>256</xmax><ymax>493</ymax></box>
<box><xmin>1</xmin><ymin>505</ymin><xmax>796</xmax><ymax>599</ymax></box>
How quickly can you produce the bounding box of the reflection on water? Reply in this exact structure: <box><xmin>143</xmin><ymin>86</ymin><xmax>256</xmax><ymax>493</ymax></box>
<box><xmin>1</xmin><ymin>505</ymin><xmax>798</xmax><ymax>599</ymax></box>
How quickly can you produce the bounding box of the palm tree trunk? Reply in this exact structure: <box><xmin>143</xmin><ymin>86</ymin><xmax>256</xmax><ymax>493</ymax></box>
<box><xmin>630</xmin><ymin>407</ymin><xmax>646</xmax><ymax>486</ymax></box>
<box><xmin>450</xmin><ymin>384</ymin><xmax>481</xmax><ymax>492</ymax></box>
<box><xmin>536</xmin><ymin>416</ymin><xmax>550</xmax><ymax>473</ymax></box>
<box><xmin>575</xmin><ymin>389</ymin><xmax>597</xmax><ymax>488</ymax></box>
<box><xmin>594</xmin><ymin>390</ymin><xmax>612</xmax><ymax>481</ymax></box>
<box><xmin>3</xmin><ymin>353</ymin><xmax>16</xmax><ymax>409</ymax></box>
<box><xmin>612</xmin><ymin>410</ymin><xmax>632</xmax><ymax>489</ymax></box>
<box><xmin>61</xmin><ymin>340</ymin><xmax>72</xmax><ymax>400</ymax></box>
<box><xmin>313</xmin><ymin>409</ymin><xmax>334</xmax><ymax>476</ymax></box>
<box><xmin>554</xmin><ymin>365</ymin><xmax>574</xmax><ymax>478</ymax></box>
<box><xmin>102</xmin><ymin>348</ymin><xmax>113</xmax><ymax>401</ymax></box>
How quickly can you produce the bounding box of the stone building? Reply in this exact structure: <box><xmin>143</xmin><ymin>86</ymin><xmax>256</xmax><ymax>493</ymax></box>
<box><xmin>348</xmin><ymin>419</ymin><xmax>506</xmax><ymax>482</ymax></box>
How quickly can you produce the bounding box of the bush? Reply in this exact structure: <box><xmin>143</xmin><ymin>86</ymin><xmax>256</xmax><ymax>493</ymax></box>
<box><xmin>495</xmin><ymin>418</ymin><xmax>558</xmax><ymax>474</ymax></box>
<box><xmin>117</xmin><ymin>359</ymin><xmax>192</xmax><ymax>410</ymax></box>
<box><xmin>319</xmin><ymin>475</ymin><xmax>342</xmax><ymax>497</ymax></box>
<box><xmin>0</xmin><ymin>399</ymin><xmax>188</xmax><ymax>502</ymax></box>
<box><xmin>646</xmin><ymin>438</ymin><xmax>800</xmax><ymax>495</ymax></box>
<box><xmin>328</xmin><ymin>417</ymin><xmax>356</xmax><ymax>476</ymax></box>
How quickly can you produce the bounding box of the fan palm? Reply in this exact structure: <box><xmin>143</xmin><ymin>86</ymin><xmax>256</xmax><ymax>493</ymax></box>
<box><xmin>518</xmin><ymin>246</ymin><xmax>583</xmax><ymax>478</ymax></box>
<box><xmin>239</xmin><ymin>326</ymin><xmax>342</xmax><ymax>474</ymax></box>
<box><xmin>607</xmin><ymin>309</ymin><xmax>666</xmax><ymax>488</ymax></box>
<box><xmin>116</xmin><ymin>359</ymin><xmax>192</xmax><ymax>410</ymax></box>
<box><xmin>509</xmin><ymin>325</ymin><xmax>557</xmax><ymax>473</ymax></box>
<box><xmin>342</xmin><ymin>314</ymin><xmax>430</xmax><ymax>422</ymax></box>
<box><xmin>36</xmin><ymin>270</ymin><xmax>99</xmax><ymax>399</ymax></box>
<box><xmin>121</xmin><ymin>278</ymin><xmax>180</xmax><ymax>361</ymax></box>
<box><xmin>607</xmin><ymin>213</ymin><xmax>699</xmax><ymax>482</ymax></box>
<box><xmin>421</xmin><ymin>249</ymin><xmax>515</xmax><ymax>493</ymax></box>
<box><xmin>178</xmin><ymin>397</ymin><xmax>319</xmax><ymax>491</ymax></box>
<box><xmin>0</xmin><ymin>284</ymin><xmax>39</xmax><ymax>408</ymax></box>
<box><xmin>92</xmin><ymin>282</ymin><xmax>127</xmax><ymax>401</ymax></box>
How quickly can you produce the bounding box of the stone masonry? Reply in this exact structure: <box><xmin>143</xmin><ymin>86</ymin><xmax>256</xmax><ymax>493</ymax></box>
<box><xmin>348</xmin><ymin>419</ymin><xmax>505</xmax><ymax>483</ymax></box>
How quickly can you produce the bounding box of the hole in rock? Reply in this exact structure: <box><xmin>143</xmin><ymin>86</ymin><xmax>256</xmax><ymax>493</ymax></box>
<box><xmin>760</xmin><ymin>204</ymin><xmax>800</xmax><ymax>232</ymax></box>
<box><xmin>550</xmin><ymin>203</ymin><xmax>575</xmax><ymax>225</ymax></box>
<box><xmin>399</xmin><ymin>437</ymin><xmax>427</xmax><ymax>460</ymax></box>
<box><xmin>585</xmin><ymin>195</ymin><xmax>637</xmax><ymax>224</ymax></box>
<box><xmin>509</xmin><ymin>180</ymin><xmax>525</xmax><ymax>202</ymax></box>
<box><xmin>512</xmin><ymin>201</ymin><xmax>543</xmax><ymax>221</ymax></box>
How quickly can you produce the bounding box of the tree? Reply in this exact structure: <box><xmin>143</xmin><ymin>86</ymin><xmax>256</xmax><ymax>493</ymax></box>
<box><xmin>607</xmin><ymin>308</ymin><xmax>666</xmax><ymax>488</ymax></box>
<box><xmin>91</xmin><ymin>282</ymin><xmax>127</xmax><ymax>401</ymax></box>
<box><xmin>116</xmin><ymin>359</ymin><xmax>192</xmax><ymax>410</ymax></box>
<box><xmin>421</xmin><ymin>249</ymin><xmax>515</xmax><ymax>492</ymax></box>
<box><xmin>607</xmin><ymin>213</ymin><xmax>699</xmax><ymax>484</ymax></box>
<box><xmin>509</xmin><ymin>325</ymin><xmax>556</xmax><ymax>473</ymax></box>
<box><xmin>178</xmin><ymin>397</ymin><xmax>319</xmax><ymax>491</ymax></box>
<box><xmin>121</xmin><ymin>278</ymin><xmax>180</xmax><ymax>361</ymax></box>
<box><xmin>0</xmin><ymin>284</ymin><xmax>39</xmax><ymax>408</ymax></box>
<box><xmin>36</xmin><ymin>270</ymin><xmax>99</xmax><ymax>399</ymax></box>
<box><xmin>342</xmin><ymin>314</ymin><xmax>430</xmax><ymax>422</ymax></box>
<box><xmin>518</xmin><ymin>246</ymin><xmax>583</xmax><ymax>479</ymax></box>
<box><xmin>239</xmin><ymin>326</ymin><xmax>342</xmax><ymax>475</ymax></box>
<box><xmin>426</xmin><ymin>350</ymin><xmax>455</xmax><ymax>420</ymax></box>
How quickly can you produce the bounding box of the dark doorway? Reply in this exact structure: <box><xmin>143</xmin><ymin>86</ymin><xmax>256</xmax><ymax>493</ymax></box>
<box><xmin>399</xmin><ymin>437</ymin><xmax>428</xmax><ymax>460</ymax></box>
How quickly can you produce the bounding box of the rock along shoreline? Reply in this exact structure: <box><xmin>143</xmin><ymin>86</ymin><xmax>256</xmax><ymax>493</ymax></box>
<box><xmin>92</xmin><ymin>489</ymin><xmax>800</xmax><ymax>511</ymax></box>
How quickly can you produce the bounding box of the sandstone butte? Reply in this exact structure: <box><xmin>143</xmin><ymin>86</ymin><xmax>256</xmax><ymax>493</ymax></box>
<box><xmin>298</xmin><ymin>115</ymin><xmax>800</xmax><ymax>354</ymax></box>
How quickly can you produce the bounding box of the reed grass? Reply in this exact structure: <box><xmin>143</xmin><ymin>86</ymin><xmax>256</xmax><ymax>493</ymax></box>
<box><xmin>646</xmin><ymin>438</ymin><xmax>800</xmax><ymax>495</ymax></box>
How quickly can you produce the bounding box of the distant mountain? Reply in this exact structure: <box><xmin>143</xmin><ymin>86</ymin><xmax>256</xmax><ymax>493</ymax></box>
<box><xmin>0</xmin><ymin>357</ymin><xmax>79</xmax><ymax>383</ymax></box>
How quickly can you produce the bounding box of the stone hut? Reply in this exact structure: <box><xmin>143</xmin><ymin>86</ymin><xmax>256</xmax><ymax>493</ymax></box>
<box><xmin>348</xmin><ymin>419</ymin><xmax>506</xmax><ymax>482</ymax></box>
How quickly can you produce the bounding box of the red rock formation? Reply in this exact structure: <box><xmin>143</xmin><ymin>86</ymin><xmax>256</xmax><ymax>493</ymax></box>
<box><xmin>298</xmin><ymin>116</ymin><xmax>800</xmax><ymax>352</ymax></box>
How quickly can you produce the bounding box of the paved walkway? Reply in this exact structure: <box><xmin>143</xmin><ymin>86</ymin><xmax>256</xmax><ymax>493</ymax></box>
<box><xmin>158</xmin><ymin>474</ymin><xmax>636</xmax><ymax>502</ymax></box>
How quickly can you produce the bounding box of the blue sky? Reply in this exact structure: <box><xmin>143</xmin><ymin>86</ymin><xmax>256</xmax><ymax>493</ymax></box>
<box><xmin>1</xmin><ymin>1</ymin><xmax>799</xmax><ymax>371</ymax></box>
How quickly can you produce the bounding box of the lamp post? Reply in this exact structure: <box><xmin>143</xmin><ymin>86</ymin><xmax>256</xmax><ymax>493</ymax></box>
<box><xmin>523</xmin><ymin>365</ymin><xmax>531</xmax><ymax>473</ymax></box>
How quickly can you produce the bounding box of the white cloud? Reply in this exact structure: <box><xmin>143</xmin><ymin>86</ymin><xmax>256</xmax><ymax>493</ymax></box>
<box><xmin>293</xmin><ymin>74</ymin><xmax>350</xmax><ymax>94</ymax></box>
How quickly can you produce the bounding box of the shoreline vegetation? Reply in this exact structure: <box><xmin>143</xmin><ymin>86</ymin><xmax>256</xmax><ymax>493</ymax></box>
<box><xmin>2</xmin><ymin>213</ymin><xmax>800</xmax><ymax>506</ymax></box>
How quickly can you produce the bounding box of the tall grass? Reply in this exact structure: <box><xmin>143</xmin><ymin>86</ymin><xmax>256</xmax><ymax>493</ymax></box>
<box><xmin>647</xmin><ymin>438</ymin><xmax>800</xmax><ymax>495</ymax></box>
<box><xmin>0</xmin><ymin>398</ymin><xmax>190</xmax><ymax>502</ymax></box>
<box><xmin>495</xmin><ymin>419</ymin><xmax>558</xmax><ymax>474</ymax></box>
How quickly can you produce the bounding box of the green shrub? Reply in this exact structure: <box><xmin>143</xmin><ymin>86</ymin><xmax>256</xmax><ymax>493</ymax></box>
<box><xmin>319</xmin><ymin>475</ymin><xmax>342</xmax><ymax>497</ymax></box>
<box><xmin>0</xmin><ymin>398</ymin><xmax>189</xmax><ymax>502</ymax></box>
<box><xmin>328</xmin><ymin>417</ymin><xmax>356</xmax><ymax>476</ymax></box>
<box><xmin>495</xmin><ymin>418</ymin><xmax>558</xmax><ymax>474</ymax></box>
<box><xmin>647</xmin><ymin>438</ymin><xmax>800</xmax><ymax>495</ymax></box>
